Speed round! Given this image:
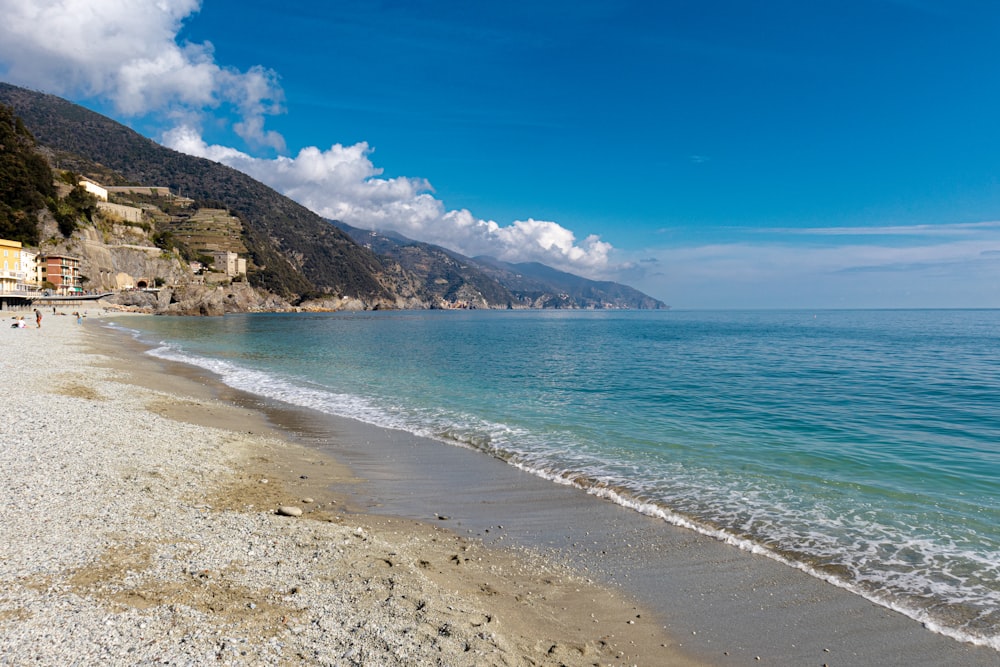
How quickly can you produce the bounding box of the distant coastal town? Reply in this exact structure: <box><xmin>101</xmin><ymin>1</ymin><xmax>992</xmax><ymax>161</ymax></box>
<box><xmin>1</xmin><ymin>175</ymin><xmax>251</xmax><ymax>312</ymax></box>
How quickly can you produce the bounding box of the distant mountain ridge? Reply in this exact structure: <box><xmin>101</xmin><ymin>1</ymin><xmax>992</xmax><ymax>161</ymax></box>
<box><xmin>470</xmin><ymin>257</ymin><xmax>667</xmax><ymax>310</ymax></box>
<box><xmin>332</xmin><ymin>221</ymin><xmax>667</xmax><ymax>309</ymax></box>
<box><xmin>0</xmin><ymin>81</ymin><xmax>665</xmax><ymax>310</ymax></box>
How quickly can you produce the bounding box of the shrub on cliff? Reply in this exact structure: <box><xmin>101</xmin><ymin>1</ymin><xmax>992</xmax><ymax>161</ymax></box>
<box><xmin>49</xmin><ymin>184</ymin><xmax>98</xmax><ymax>237</ymax></box>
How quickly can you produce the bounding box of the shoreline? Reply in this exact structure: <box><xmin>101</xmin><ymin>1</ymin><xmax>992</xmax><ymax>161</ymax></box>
<box><xmin>0</xmin><ymin>311</ymin><xmax>697</xmax><ymax>665</ymax></box>
<box><xmin>5</xmin><ymin>310</ymin><xmax>997</xmax><ymax>665</ymax></box>
<box><xmin>105</xmin><ymin>310</ymin><xmax>1000</xmax><ymax>665</ymax></box>
<box><xmin>266</xmin><ymin>401</ymin><xmax>1000</xmax><ymax>666</ymax></box>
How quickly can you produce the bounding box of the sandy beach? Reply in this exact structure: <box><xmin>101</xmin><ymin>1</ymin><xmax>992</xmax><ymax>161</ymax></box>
<box><xmin>3</xmin><ymin>310</ymin><xmax>999</xmax><ymax>667</ymax></box>
<box><xmin>0</xmin><ymin>311</ymin><xmax>696</xmax><ymax>666</ymax></box>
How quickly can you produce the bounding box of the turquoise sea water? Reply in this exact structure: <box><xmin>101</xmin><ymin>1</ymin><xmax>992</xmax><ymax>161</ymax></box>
<box><xmin>115</xmin><ymin>309</ymin><xmax>1000</xmax><ymax>649</ymax></box>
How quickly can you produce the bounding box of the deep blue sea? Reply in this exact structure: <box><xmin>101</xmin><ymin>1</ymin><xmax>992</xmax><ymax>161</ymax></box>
<box><xmin>114</xmin><ymin>309</ymin><xmax>1000</xmax><ymax>650</ymax></box>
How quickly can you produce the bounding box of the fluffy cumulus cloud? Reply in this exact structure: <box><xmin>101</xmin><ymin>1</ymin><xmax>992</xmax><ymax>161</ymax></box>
<box><xmin>0</xmin><ymin>0</ymin><xmax>285</xmax><ymax>150</ymax></box>
<box><xmin>0</xmin><ymin>0</ymin><xmax>617</xmax><ymax>276</ymax></box>
<box><xmin>164</xmin><ymin>126</ymin><xmax>617</xmax><ymax>275</ymax></box>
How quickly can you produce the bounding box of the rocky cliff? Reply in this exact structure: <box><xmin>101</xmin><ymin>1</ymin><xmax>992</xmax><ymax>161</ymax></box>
<box><xmin>34</xmin><ymin>202</ymin><xmax>296</xmax><ymax>314</ymax></box>
<box><xmin>111</xmin><ymin>282</ymin><xmax>291</xmax><ymax>316</ymax></box>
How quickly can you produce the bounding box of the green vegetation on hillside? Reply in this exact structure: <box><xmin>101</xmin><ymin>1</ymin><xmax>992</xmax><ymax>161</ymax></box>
<box><xmin>0</xmin><ymin>104</ymin><xmax>53</xmax><ymax>244</ymax></box>
<box><xmin>0</xmin><ymin>105</ymin><xmax>101</xmax><ymax>242</ymax></box>
<box><xmin>52</xmin><ymin>182</ymin><xmax>98</xmax><ymax>237</ymax></box>
<box><xmin>0</xmin><ymin>82</ymin><xmax>395</xmax><ymax>302</ymax></box>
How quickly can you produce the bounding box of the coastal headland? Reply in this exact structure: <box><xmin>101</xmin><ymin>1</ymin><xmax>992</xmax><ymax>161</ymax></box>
<box><xmin>1</xmin><ymin>309</ymin><xmax>996</xmax><ymax>666</ymax></box>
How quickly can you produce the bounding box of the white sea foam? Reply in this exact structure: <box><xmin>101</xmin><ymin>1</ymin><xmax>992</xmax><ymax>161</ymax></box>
<box><xmin>122</xmin><ymin>312</ymin><xmax>1000</xmax><ymax>653</ymax></box>
<box><xmin>147</xmin><ymin>343</ymin><xmax>393</xmax><ymax>427</ymax></box>
<box><xmin>508</xmin><ymin>459</ymin><xmax>1000</xmax><ymax>651</ymax></box>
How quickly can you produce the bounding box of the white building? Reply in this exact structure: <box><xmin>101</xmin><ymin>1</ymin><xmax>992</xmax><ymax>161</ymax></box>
<box><xmin>78</xmin><ymin>177</ymin><xmax>108</xmax><ymax>201</ymax></box>
<box><xmin>18</xmin><ymin>248</ymin><xmax>39</xmax><ymax>291</ymax></box>
<box><xmin>212</xmin><ymin>251</ymin><xmax>247</xmax><ymax>277</ymax></box>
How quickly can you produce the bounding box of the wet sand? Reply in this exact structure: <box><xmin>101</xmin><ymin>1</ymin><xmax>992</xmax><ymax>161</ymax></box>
<box><xmin>46</xmin><ymin>312</ymin><xmax>697</xmax><ymax>666</ymax></box>
<box><xmin>89</xmin><ymin>311</ymin><xmax>999</xmax><ymax>666</ymax></box>
<box><xmin>228</xmin><ymin>399</ymin><xmax>999</xmax><ymax>666</ymax></box>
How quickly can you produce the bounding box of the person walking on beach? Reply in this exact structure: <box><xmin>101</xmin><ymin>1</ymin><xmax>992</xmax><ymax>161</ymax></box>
<box><xmin>34</xmin><ymin>309</ymin><xmax>42</xmax><ymax>328</ymax></box>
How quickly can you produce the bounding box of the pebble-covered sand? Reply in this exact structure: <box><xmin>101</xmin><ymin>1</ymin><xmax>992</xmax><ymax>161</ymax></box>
<box><xmin>0</xmin><ymin>311</ymin><xmax>692</xmax><ymax>666</ymax></box>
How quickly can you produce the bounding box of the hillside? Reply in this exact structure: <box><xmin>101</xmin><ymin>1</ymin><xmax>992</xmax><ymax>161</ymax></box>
<box><xmin>0</xmin><ymin>82</ymin><xmax>666</xmax><ymax>311</ymax></box>
<box><xmin>0</xmin><ymin>104</ymin><xmax>54</xmax><ymax>245</ymax></box>
<box><xmin>165</xmin><ymin>208</ymin><xmax>249</xmax><ymax>258</ymax></box>
<box><xmin>472</xmin><ymin>257</ymin><xmax>666</xmax><ymax>309</ymax></box>
<box><xmin>0</xmin><ymin>82</ymin><xmax>409</xmax><ymax>305</ymax></box>
<box><xmin>333</xmin><ymin>221</ymin><xmax>667</xmax><ymax>309</ymax></box>
<box><xmin>331</xmin><ymin>222</ymin><xmax>516</xmax><ymax>308</ymax></box>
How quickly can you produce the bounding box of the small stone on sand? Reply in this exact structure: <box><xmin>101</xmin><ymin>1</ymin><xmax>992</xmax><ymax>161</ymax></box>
<box><xmin>277</xmin><ymin>506</ymin><xmax>303</xmax><ymax>517</ymax></box>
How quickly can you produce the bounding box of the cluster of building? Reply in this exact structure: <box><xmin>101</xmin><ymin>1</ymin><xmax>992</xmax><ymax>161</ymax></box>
<box><xmin>82</xmin><ymin>179</ymin><xmax>248</xmax><ymax>281</ymax></box>
<box><xmin>0</xmin><ymin>238</ymin><xmax>81</xmax><ymax>297</ymax></box>
<box><xmin>1</xmin><ymin>177</ymin><xmax>251</xmax><ymax>306</ymax></box>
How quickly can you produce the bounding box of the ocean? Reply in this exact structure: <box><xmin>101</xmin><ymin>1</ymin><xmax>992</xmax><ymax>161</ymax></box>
<box><xmin>113</xmin><ymin>308</ymin><xmax>1000</xmax><ymax>650</ymax></box>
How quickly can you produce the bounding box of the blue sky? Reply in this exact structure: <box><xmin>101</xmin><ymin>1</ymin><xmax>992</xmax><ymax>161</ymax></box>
<box><xmin>2</xmin><ymin>0</ymin><xmax>1000</xmax><ymax>308</ymax></box>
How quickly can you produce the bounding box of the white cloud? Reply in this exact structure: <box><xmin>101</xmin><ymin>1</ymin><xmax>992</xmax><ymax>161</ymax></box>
<box><xmin>164</xmin><ymin>126</ymin><xmax>618</xmax><ymax>275</ymax></box>
<box><xmin>630</xmin><ymin>229</ymin><xmax>1000</xmax><ymax>309</ymax></box>
<box><xmin>760</xmin><ymin>221</ymin><xmax>1000</xmax><ymax>237</ymax></box>
<box><xmin>0</xmin><ymin>0</ymin><xmax>618</xmax><ymax>277</ymax></box>
<box><xmin>0</xmin><ymin>0</ymin><xmax>285</xmax><ymax>149</ymax></box>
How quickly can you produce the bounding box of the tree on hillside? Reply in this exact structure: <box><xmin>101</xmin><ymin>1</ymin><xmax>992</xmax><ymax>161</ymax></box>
<box><xmin>0</xmin><ymin>104</ymin><xmax>53</xmax><ymax>244</ymax></box>
<box><xmin>52</xmin><ymin>183</ymin><xmax>98</xmax><ymax>236</ymax></box>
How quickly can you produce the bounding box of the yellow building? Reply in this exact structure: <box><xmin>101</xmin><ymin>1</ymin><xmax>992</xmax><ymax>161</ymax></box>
<box><xmin>0</xmin><ymin>238</ymin><xmax>25</xmax><ymax>294</ymax></box>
